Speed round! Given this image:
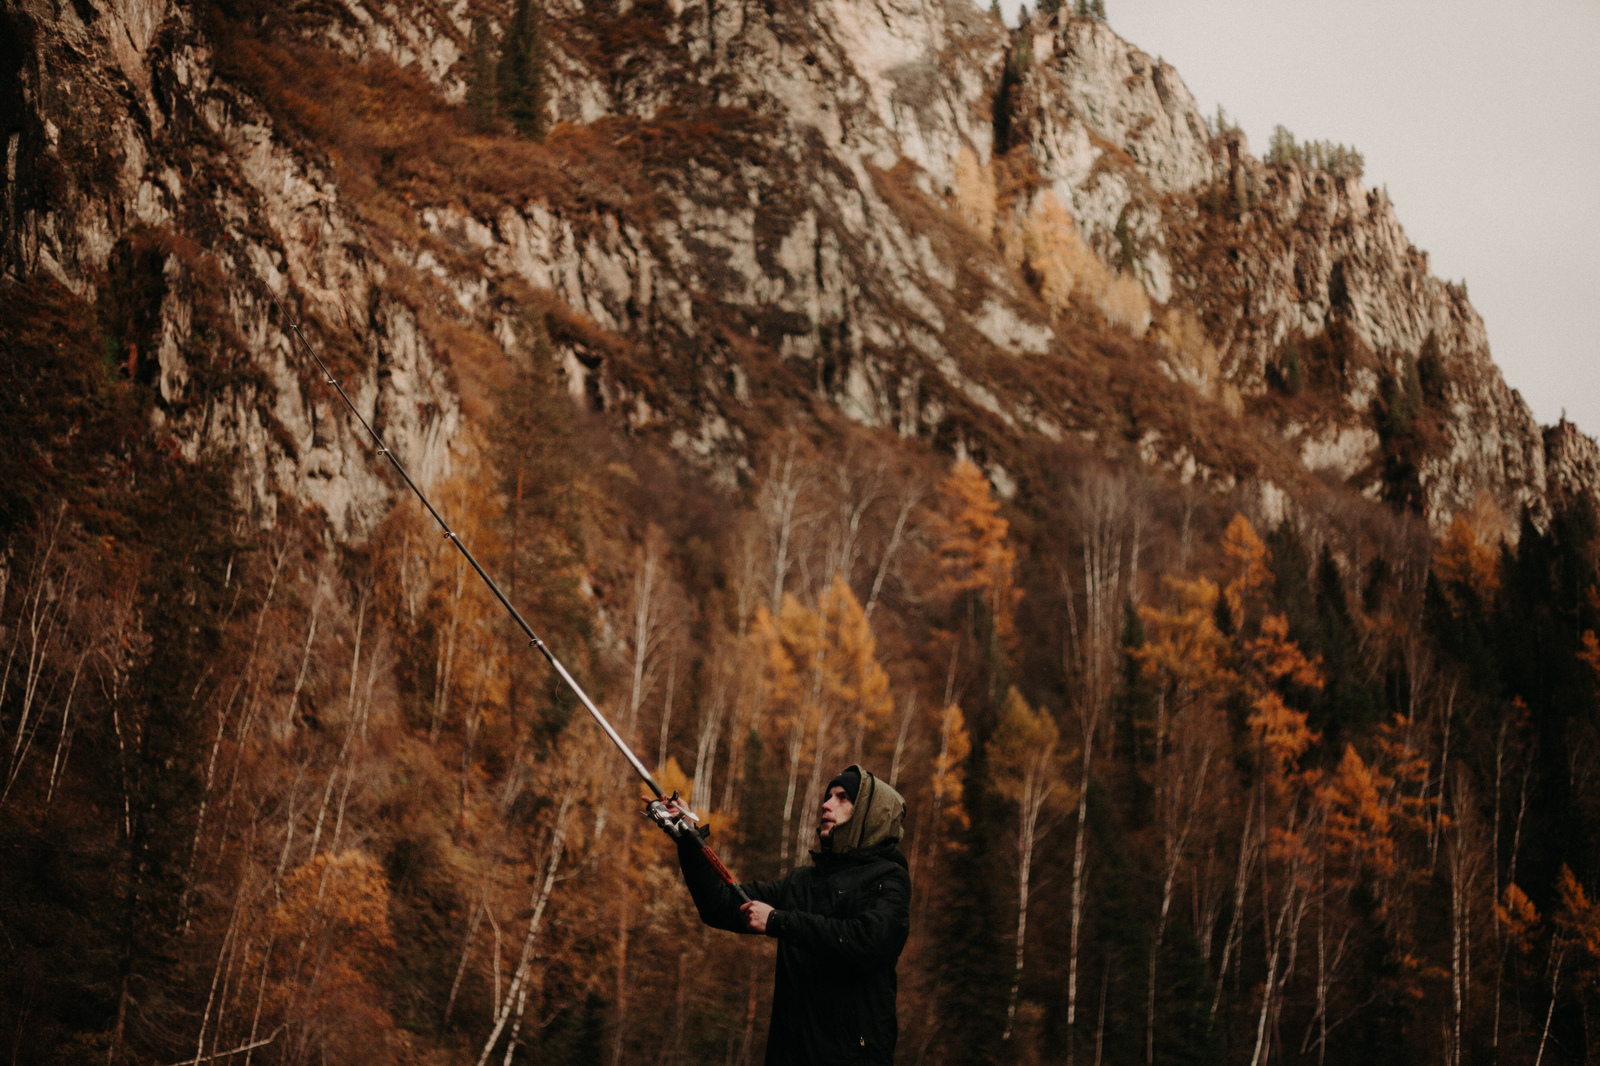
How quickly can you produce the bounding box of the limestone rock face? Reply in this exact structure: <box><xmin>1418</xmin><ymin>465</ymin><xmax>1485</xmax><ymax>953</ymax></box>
<box><xmin>1546</xmin><ymin>419</ymin><xmax>1600</xmax><ymax>518</ymax></box>
<box><xmin>1014</xmin><ymin>19</ymin><xmax>1216</xmax><ymax>302</ymax></box>
<box><xmin>1159</xmin><ymin>156</ymin><xmax>1553</xmax><ymax>532</ymax></box>
<box><xmin>1040</xmin><ymin>21</ymin><xmax>1215</xmax><ymax>194</ymax></box>
<box><xmin>5</xmin><ymin>0</ymin><xmax>1594</xmax><ymax>538</ymax></box>
<box><xmin>4</xmin><ymin>0</ymin><xmax>460</xmax><ymax>539</ymax></box>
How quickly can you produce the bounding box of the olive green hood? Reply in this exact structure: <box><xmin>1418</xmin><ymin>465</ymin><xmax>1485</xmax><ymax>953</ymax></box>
<box><xmin>821</xmin><ymin>765</ymin><xmax>906</xmax><ymax>856</ymax></box>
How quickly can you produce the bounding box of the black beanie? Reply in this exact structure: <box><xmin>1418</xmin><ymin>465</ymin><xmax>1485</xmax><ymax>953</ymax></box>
<box><xmin>826</xmin><ymin>766</ymin><xmax>862</xmax><ymax>803</ymax></box>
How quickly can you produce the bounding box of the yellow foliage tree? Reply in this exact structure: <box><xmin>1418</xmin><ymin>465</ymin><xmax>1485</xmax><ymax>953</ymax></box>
<box><xmin>1135</xmin><ymin>574</ymin><xmax>1236</xmax><ymax>711</ymax></box>
<box><xmin>1222</xmin><ymin>513</ymin><xmax>1273</xmax><ymax>626</ymax></box>
<box><xmin>953</xmin><ymin>145</ymin><xmax>997</xmax><ymax>236</ymax></box>
<box><xmin>1228</xmin><ymin>517</ymin><xmax>1324</xmax><ymax>789</ymax></box>
<box><xmin>1557</xmin><ymin>866</ymin><xmax>1600</xmax><ymax>979</ymax></box>
<box><xmin>1246</xmin><ymin>614</ymin><xmax>1324</xmax><ymax>690</ymax></box>
<box><xmin>755</xmin><ymin>574</ymin><xmax>896</xmax><ymax>865</ymax></box>
<box><xmin>1579</xmin><ymin>629</ymin><xmax>1600</xmax><ymax>682</ymax></box>
<box><xmin>758</xmin><ymin>574</ymin><xmax>894</xmax><ymax>742</ymax></box>
<box><xmin>1021</xmin><ymin>191</ymin><xmax>1150</xmax><ymax>333</ymax></box>
<box><xmin>1245</xmin><ymin>614</ymin><xmax>1324</xmax><ymax>787</ymax></box>
<box><xmin>989</xmin><ymin>688</ymin><xmax>1073</xmax><ymax>1040</ymax></box>
<box><xmin>1253</xmin><ymin>690</ymin><xmax>1319</xmax><ymax>781</ymax></box>
<box><xmin>1371</xmin><ymin>714</ymin><xmax>1435</xmax><ymax>840</ymax></box>
<box><xmin>1356</xmin><ymin>710</ymin><xmax>1433</xmax><ymax>883</ymax></box>
<box><xmin>1316</xmin><ymin>744</ymin><xmax>1399</xmax><ymax>877</ymax></box>
<box><xmin>1139</xmin><ymin>517</ymin><xmax>1322</xmax><ymax>780</ymax></box>
<box><xmin>990</xmin><ymin>689</ymin><xmax>1069</xmax><ymax>809</ymax></box>
<box><xmin>1497</xmin><ymin>882</ymin><xmax>1540</xmax><ymax>958</ymax></box>
<box><xmin>932</xmin><ymin>458</ymin><xmax>1021</xmax><ymax>656</ymax></box>
<box><xmin>1433</xmin><ymin>496</ymin><xmax>1505</xmax><ymax>610</ymax></box>
<box><xmin>422</xmin><ymin>468</ymin><xmax>513</xmax><ymax>749</ymax></box>
<box><xmin>1151</xmin><ymin>308</ymin><xmax>1241</xmax><ymax>415</ymax></box>
<box><xmin>932</xmin><ymin>702</ymin><xmax>972</xmax><ymax>836</ymax></box>
<box><xmin>264</xmin><ymin>850</ymin><xmax>397</xmax><ymax>1064</ymax></box>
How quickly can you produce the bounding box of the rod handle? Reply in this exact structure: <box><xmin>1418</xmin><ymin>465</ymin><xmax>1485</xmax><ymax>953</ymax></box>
<box><xmin>700</xmin><ymin>843</ymin><xmax>751</xmax><ymax>904</ymax></box>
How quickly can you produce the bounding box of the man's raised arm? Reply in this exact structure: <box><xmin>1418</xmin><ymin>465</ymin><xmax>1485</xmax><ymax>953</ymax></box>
<box><xmin>676</xmin><ymin>835</ymin><xmax>783</xmax><ymax>933</ymax></box>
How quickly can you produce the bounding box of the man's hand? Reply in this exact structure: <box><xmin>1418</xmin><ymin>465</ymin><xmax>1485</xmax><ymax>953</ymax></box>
<box><xmin>645</xmin><ymin>795</ymin><xmax>698</xmax><ymax>841</ymax></box>
<box><xmin>740</xmin><ymin>900</ymin><xmax>775</xmax><ymax>933</ymax></box>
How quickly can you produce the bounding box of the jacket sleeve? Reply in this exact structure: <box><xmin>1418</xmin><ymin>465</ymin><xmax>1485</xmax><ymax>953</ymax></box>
<box><xmin>764</xmin><ymin>867</ymin><xmax>910</xmax><ymax>966</ymax></box>
<box><xmin>677</xmin><ymin>837</ymin><xmax>787</xmax><ymax>934</ymax></box>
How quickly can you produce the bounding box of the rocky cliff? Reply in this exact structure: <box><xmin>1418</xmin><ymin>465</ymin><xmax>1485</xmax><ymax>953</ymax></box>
<box><xmin>3</xmin><ymin>0</ymin><xmax>1587</xmax><ymax>537</ymax></box>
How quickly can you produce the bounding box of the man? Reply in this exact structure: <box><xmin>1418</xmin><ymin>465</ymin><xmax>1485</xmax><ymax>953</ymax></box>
<box><xmin>662</xmin><ymin>765</ymin><xmax>911</xmax><ymax>1065</ymax></box>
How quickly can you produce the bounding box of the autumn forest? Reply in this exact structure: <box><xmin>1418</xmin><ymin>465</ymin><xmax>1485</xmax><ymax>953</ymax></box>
<box><xmin>6</xmin><ymin>263</ymin><xmax>1600</xmax><ymax>1066</ymax></box>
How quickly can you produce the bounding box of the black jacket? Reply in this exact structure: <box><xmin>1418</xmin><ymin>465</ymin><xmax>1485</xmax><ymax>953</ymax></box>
<box><xmin>677</xmin><ymin>837</ymin><xmax>911</xmax><ymax>1065</ymax></box>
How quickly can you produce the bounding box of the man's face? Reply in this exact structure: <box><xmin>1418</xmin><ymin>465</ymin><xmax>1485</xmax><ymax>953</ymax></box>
<box><xmin>819</xmin><ymin>784</ymin><xmax>855</xmax><ymax>839</ymax></box>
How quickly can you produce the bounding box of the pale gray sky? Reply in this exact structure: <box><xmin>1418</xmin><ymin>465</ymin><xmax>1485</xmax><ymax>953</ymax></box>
<box><xmin>998</xmin><ymin>0</ymin><xmax>1600</xmax><ymax>438</ymax></box>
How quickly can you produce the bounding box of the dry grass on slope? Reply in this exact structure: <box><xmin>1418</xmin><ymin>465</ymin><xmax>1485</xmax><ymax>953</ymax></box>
<box><xmin>207</xmin><ymin>11</ymin><xmax>788</xmax><ymax>434</ymax></box>
<box><xmin>870</xmin><ymin>155</ymin><xmax>1313</xmax><ymax>503</ymax></box>
<box><xmin>212</xmin><ymin>21</ymin><xmax>771</xmax><ymax>234</ymax></box>
<box><xmin>856</xmin><ymin>154</ymin><xmax>1329</xmax><ymax>513</ymax></box>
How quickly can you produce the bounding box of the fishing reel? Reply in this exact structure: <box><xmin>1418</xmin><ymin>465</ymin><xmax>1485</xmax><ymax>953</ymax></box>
<box><xmin>644</xmin><ymin>791</ymin><xmax>708</xmax><ymax>843</ymax></box>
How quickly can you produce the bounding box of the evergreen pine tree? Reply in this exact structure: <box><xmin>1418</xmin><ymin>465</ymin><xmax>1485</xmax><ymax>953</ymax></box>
<box><xmin>464</xmin><ymin>17</ymin><xmax>500</xmax><ymax>133</ymax></box>
<box><xmin>1417</xmin><ymin>330</ymin><xmax>1445</xmax><ymax>397</ymax></box>
<box><xmin>500</xmin><ymin>0</ymin><xmax>548</xmax><ymax>140</ymax></box>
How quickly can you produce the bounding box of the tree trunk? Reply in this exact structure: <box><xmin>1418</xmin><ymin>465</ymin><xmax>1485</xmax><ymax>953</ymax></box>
<box><xmin>286</xmin><ymin>582</ymin><xmax>325</xmax><ymax>731</ymax></box>
<box><xmin>794</xmin><ymin>701</ymin><xmax>834</xmax><ymax>865</ymax></box>
<box><xmin>1533</xmin><ymin>948</ymin><xmax>1563</xmax><ymax>1066</ymax></box>
<box><xmin>1213</xmin><ymin>795</ymin><xmax>1257</xmax><ymax>1018</ymax></box>
<box><xmin>764</xmin><ymin>445</ymin><xmax>804</xmax><ymax>614</ymax></box>
<box><xmin>1149</xmin><ymin>733</ymin><xmax>1213</xmax><ymax>1066</ymax></box>
<box><xmin>443</xmin><ymin>894</ymin><xmax>486</xmax><ymax>1031</ymax></box>
<box><xmin>430</xmin><ymin>564</ymin><xmax>465</xmax><ymax>743</ymax></box>
<box><xmin>889</xmin><ymin>692</ymin><xmax>917</xmax><ymax>789</ymax></box>
<box><xmin>778</xmin><ymin>711</ymin><xmax>804</xmax><ymax>872</ymax></box>
<box><xmin>477</xmin><ymin>792</ymin><xmax>574</xmax><ymax>1066</ymax></box>
<box><xmin>737</xmin><ymin>960</ymin><xmax>760</xmax><ymax>1066</ymax></box>
<box><xmin>189</xmin><ymin>892</ymin><xmax>243</xmax><ymax>1066</ymax></box>
<box><xmin>1003</xmin><ymin>769</ymin><xmax>1042</xmax><ymax>1041</ymax></box>
<box><xmin>241</xmin><ymin>937</ymin><xmax>274</xmax><ymax>1066</ymax></box>
<box><xmin>693</xmin><ymin>678</ymin><xmax>725</xmax><ymax>812</ymax></box>
<box><xmin>863</xmin><ymin>486</ymin><xmax>918</xmax><ymax>621</ymax></box>
<box><xmin>1066</xmin><ymin>772</ymin><xmax>1090</xmax><ymax>1064</ymax></box>
<box><xmin>657</xmin><ymin>657</ymin><xmax>677</xmax><ymax>772</ymax></box>
<box><xmin>1094</xmin><ymin>960</ymin><xmax>1109</xmax><ymax>1066</ymax></box>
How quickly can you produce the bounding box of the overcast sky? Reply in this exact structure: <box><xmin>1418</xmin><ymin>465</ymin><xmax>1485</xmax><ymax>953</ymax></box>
<box><xmin>996</xmin><ymin>0</ymin><xmax>1600</xmax><ymax>438</ymax></box>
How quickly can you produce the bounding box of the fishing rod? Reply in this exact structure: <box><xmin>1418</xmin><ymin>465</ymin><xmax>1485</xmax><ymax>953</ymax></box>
<box><xmin>270</xmin><ymin>293</ymin><xmax>748</xmax><ymax>903</ymax></box>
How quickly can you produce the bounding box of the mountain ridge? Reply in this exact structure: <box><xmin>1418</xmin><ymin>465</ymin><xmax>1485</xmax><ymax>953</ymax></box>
<box><xmin>2</xmin><ymin>0</ymin><xmax>1588</xmax><ymax>537</ymax></box>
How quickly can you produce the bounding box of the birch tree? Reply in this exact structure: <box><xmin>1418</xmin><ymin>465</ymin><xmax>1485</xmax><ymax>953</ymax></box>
<box><xmin>1059</xmin><ymin>469</ymin><xmax>1136</xmax><ymax>1063</ymax></box>
<box><xmin>990</xmin><ymin>687</ymin><xmax>1072</xmax><ymax>1043</ymax></box>
<box><xmin>1135</xmin><ymin>574</ymin><xmax>1233</xmax><ymax>1065</ymax></box>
